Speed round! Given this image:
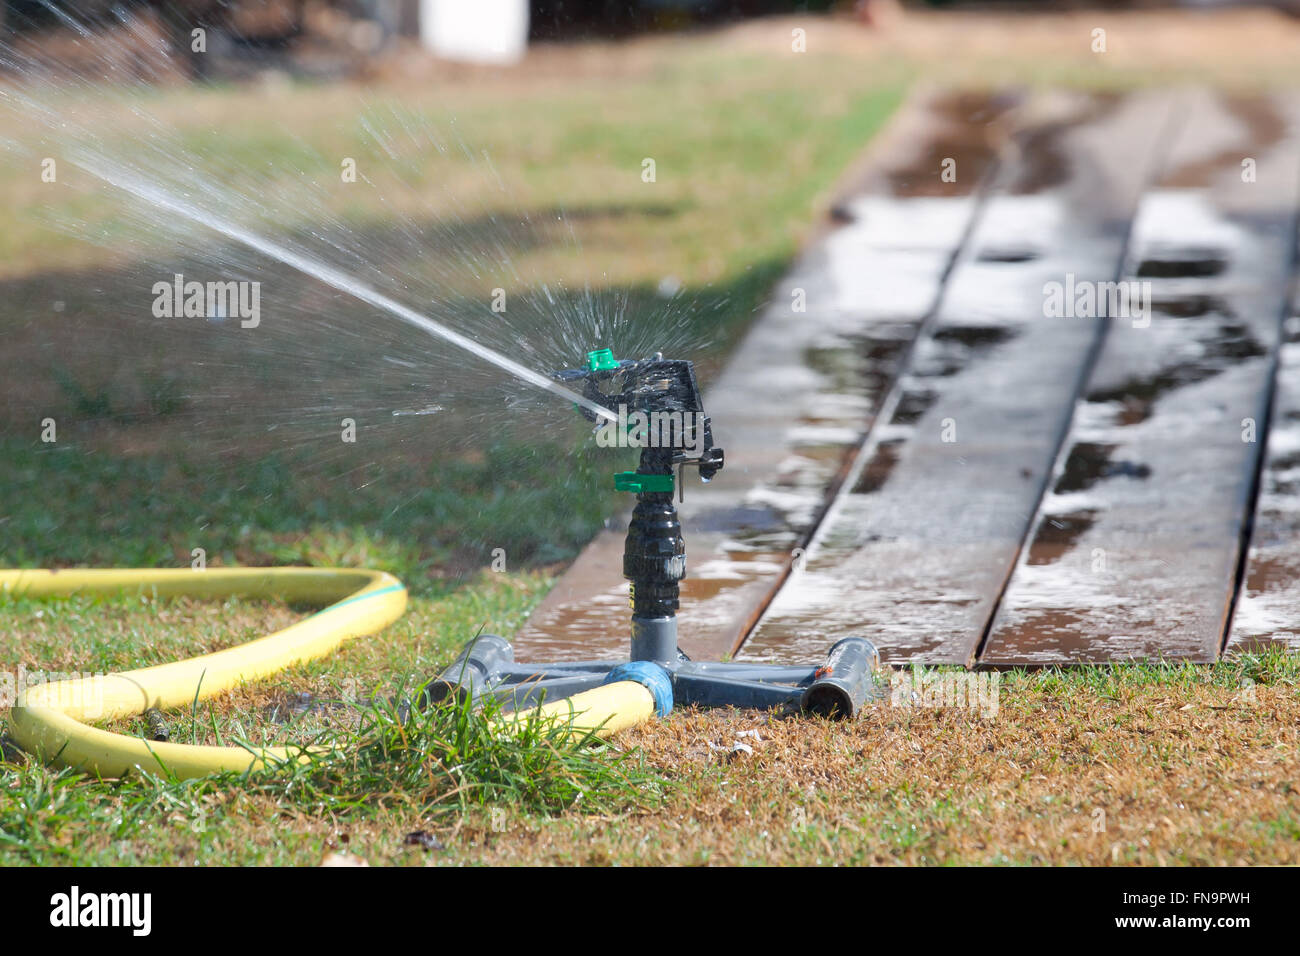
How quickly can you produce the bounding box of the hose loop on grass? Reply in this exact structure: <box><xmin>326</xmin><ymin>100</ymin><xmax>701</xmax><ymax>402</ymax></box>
<box><xmin>2</xmin><ymin>567</ymin><xmax>407</xmax><ymax>780</ymax></box>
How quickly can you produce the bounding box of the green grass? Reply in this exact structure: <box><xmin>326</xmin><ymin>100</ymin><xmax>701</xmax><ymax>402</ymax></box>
<box><xmin>0</xmin><ymin>41</ymin><xmax>908</xmax><ymax>577</ymax></box>
<box><xmin>0</xmin><ymin>37</ymin><xmax>913</xmax><ymax>865</ymax></box>
<box><xmin>0</xmin><ymin>437</ymin><xmax>619</xmax><ymax>584</ymax></box>
<box><xmin>1</xmin><ymin>683</ymin><xmax>665</xmax><ymax>866</ymax></box>
<box><xmin>0</xmin><ymin>576</ymin><xmax>671</xmax><ymax>865</ymax></box>
<box><xmin>1021</xmin><ymin>651</ymin><xmax>1300</xmax><ymax>695</ymax></box>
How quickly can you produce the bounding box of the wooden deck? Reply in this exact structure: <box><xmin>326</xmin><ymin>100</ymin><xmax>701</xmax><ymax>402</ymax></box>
<box><xmin>517</xmin><ymin>89</ymin><xmax>1300</xmax><ymax>667</ymax></box>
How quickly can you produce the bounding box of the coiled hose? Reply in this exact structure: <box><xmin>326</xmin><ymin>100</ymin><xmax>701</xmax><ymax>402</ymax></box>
<box><xmin>3</xmin><ymin>567</ymin><xmax>407</xmax><ymax>779</ymax></box>
<box><xmin>2</xmin><ymin>567</ymin><xmax>664</xmax><ymax>781</ymax></box>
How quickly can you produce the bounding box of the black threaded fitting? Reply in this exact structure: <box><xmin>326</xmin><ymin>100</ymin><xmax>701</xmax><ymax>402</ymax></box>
<box><xmin>624</xmin><ymin>496</ymin><xmax>685</xmax><ymax>617</ymax></box>
<box><xmin>623</xmin><ymin>449</ymin><xmax>685</xmax><ymax>619</ymax></box>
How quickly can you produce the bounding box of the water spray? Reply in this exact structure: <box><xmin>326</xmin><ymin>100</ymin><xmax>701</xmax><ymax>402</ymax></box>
<box><xmin>427</xmin><ymin>348</ymin><xmax>882</xmax><ymax>721</ymax></box>
<box><xmin>68</xmin><ymin>153</ymin><xmax>618</xmax><ymax>425</ymax></box>
<box><xmin>1</xmin><ymin>11</ymin><xmax>874</xmax><ymax>783</ymax></box>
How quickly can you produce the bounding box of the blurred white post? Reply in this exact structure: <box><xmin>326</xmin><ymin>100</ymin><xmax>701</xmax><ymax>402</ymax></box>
<box><xmin>419</xmin><ymin>0</ymin><xmax>530</xmax><ymax>64</ymax></box>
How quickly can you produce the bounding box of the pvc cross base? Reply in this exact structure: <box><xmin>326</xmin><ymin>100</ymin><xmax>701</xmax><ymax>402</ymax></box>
<box><xmin>427</xmin><ymin>633</ymin><xmax>883</xmax><ymax>719</ymax></box>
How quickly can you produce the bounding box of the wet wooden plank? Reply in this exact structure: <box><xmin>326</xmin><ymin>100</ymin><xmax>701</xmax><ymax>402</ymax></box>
<box><xmin>514</xmin><ymin>91</ymin><xmax>1011</xmax><ymax>662</ymax></box>
<box><xmin>741</xmin><ymin>90</ymin><xmax>1179</xmax><ymax>666</ymax></box>
<box><xmin>1225</xmin><ymin>302</ymin><xmax>1300</xmax><ymax>654</ymax></box>
<box><xmin>981</xmin><ymin>91</ymin><xmax>1300</xmax><ymax>666</ymax></box>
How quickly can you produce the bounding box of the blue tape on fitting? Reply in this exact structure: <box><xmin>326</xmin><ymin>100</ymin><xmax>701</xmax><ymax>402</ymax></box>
<box><xmin>603</xmin><ymin>661</ymin><xmax>673</xmax><ymax>717</ymax></box>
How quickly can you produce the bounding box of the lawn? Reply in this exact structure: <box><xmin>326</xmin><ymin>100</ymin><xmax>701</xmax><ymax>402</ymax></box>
<box><xmin>0</xmin><ymin>15</ymin><xmax>907</xmax><ymax>866</ymax></box>
<box><xmin>2</xmin><ymin>9</ymin><xmax>1299</xmax><ymax>866</ymax></box>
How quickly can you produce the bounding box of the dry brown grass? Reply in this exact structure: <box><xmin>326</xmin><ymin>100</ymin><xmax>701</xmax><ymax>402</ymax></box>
<box><xmin>439</xmin><ymin>673</ymin><xmax>1298</xmax><ymax>866</ymax></box>
<box><xmin>724</xmin><ymin>8</ymin><xmax>1300</xmax><ymax>89</ymax></box>
<box><xmin>7</xmin><ymin>591</ymin><xmax>1294</xmax><ymax>865</ymax></box>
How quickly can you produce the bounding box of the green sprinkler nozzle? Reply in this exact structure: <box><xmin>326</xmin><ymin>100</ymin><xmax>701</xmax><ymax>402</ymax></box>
<box><xmin>587</xmin><ymin>348</ymin><xmax>620</xmax><ymax>373</ymax></box>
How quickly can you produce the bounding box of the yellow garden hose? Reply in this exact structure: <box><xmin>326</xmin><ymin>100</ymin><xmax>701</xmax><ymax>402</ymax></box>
<box><xmin>3</xmin><ymin>566</ymin><xmax>662</xmax><ymax>782</ymax></box>
<box><xmin>506</xmin><ymin>680</ymin><xmax>657</xmax><ymax>740</ymax></box>
<box><xmin>3</xmin><ymin>567</ymin><xmax>407</xmax><ymax>780</ymax></box>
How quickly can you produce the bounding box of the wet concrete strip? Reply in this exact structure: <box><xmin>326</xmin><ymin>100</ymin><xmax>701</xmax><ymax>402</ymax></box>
<box><xmin>740</xmin><ymin>89</ymin><xmax>1180</xmax><ymax>666</ymax></box>
<box><xmin>514</xmin><ymin>90</ymin><xmax>1012</xmax><ymax>662</ymax></box>
<box><xmin>1226</xmin><ymin>306</ymin><xmax>1300</xmax><ymax>655</ymax></box>
<box><xmin>981</xmin><ymin>90</ymin><xmax>1300</xmax><ymax>666</ymax></box>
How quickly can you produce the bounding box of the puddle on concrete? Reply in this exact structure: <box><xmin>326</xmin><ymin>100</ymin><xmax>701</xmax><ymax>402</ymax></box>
<box><xmin>912</xmin><ymin>325</ymin><xmax>1018</xmax><ymax>378</ymax></box>
<box><xmin>979</xmin><ymin>608</ymin><xmax>1094</xmax><ymax>663</ymax></box>
<box><xmin>1052</xmin><ymin>443</ymin><xmax>1149</xmax><ymax>494</ymax></box>
<box><xmin>1227</xmin><ymin>339</ymin><xmax>1300</xmax><ymax>654</ymax></box>
<box><xmin>745</xmin><ymin>89</ymin><xmax>1173</xmax><ymax>667</ymax></box>
<box><xmin>847</xmin><ymin>437</ymin><xmax>899</xmax><ymax>494</ymax></box>
<box><xmin>1052</xmin><ymin>442</ymin><xmax>1152</xmax><ymax>494</ymax></box>
<box><xmin>976</xmin><ymin>245</ymin><xmax>1041</xmax><ymax>263</ymax></box>
<box><xmin>984</xmin><ymin>123</ymin><xmax>1300</xmax><ymax>665</ymax></box>
<box><xmin>1085</xmin><ymin>313</ymin><xmax>1265</xmax><ymax>425</ymax></box>
<box><xmin>722</xmin><ymin>323</ymin><xmax>925</xmax><ymax>556</ymax></box>
<box><xmin>1004</xmin><ymin>95</ymin><xmax>1116</xmax><ymax>196</ymax></box>
<box><xmin>1152</xmin><ymin>293</ymin><xmax>1231</xmax><ymax>319</ymax></box>
<box><xmin>736</xmin><ymin>489</ymin><xmax>823</xmax><ymax>550</ymax></box>
<box><xmin>802</xmin><ymin>325</ymin><xmax>916</xmax><ymax>406</ymax></box>
<box><xmin>1160</xmin><ymin>93</ymin><xmax>1287</xmax><ymax>190</ymax></box>
<box><xmin>1025</xmin><ymin>509</ymin><xmax>1098</xmax><ymax>566</ymax></box>
<box><xmin>721</xmin><ymin>319</ymin><xmax>926</xmax><ymax>554</ymax></box>
<box><xmin>882</xmin><ymin>91</ymin><xmax>1014</xmax><ymax>199</ymax></box>
<box><xmin>716</xmin><ymin>444</ymin><xmax>849</xmax><ymax>552</ymax></box>
<box><xmin>740</xmin><ymin>560</ymin><xmax>989</xmax><ymax>666</ymax></box>
<box><xmin>692</xmin><ymin>502</ymin><xmax>788</xmax><ymax>538</ymax></box>
<box><xmin>1231</xmin><ymin>554</ymin><xmax>1300</xmax><ymax>650</ymax></box>
<box><xmin>889</xmin><ymin>388</ymin><xmax>938</xmax><ymax>426</ymax></box>
<box><xmin>931</xmin><ymin>325</ymin><xmax>1018</xmax><ymax>348</ymax></box>
<box><xmin>1136</xmin><ymin>246</ymin><xmax>1229</xmax><ymax>278</ymax></box>
<box><xmin>851</xmin><ymin>438</ymin><xmax>903</xmax><ymax>495</ymax></box>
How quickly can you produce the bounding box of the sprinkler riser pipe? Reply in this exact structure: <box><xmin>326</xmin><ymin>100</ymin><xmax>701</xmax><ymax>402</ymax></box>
<box><xmin>630</xmin><ymin>616</ymin><xmax>680</xmax><ymax>665</ymax></box>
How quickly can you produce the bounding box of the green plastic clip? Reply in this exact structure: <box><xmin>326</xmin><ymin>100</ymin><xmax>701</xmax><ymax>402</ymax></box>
<box><xmin>587</xmin><ymin>348</ymin><xmax>619</xmax><ymax>373</ymax></box>
<box><xmin>614</xmin><ymin>471</ymin><xmax>674</xmax><ymax>494</ymax></box>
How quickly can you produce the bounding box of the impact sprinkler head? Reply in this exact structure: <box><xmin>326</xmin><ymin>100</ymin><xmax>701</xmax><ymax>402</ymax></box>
<box><xmin>552</xmin><ymin>347</ymin><xmax>729</xmax><ymax>662</ymax></box>
<box><xmin>425</xmin><ymin>347</ymin><xmax>879</xmax><ymax>723</ymax></box>
<box><xmin>554</xmin><ymin>348</ymin><xmax>725</xmax><ymax>497</ymax></box>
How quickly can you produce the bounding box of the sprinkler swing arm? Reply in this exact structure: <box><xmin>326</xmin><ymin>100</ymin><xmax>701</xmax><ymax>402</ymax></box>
<box><xmin>429</xmin><ymin>349</ymin><xmax>880</xmax><ymax>720</ymax></box>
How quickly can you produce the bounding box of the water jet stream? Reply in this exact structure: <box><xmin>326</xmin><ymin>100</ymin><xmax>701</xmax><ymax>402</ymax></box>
<box><xmin>70</xmin><ymin>153</ymin><xmax>618</xmax><ymax>423</ymax></box>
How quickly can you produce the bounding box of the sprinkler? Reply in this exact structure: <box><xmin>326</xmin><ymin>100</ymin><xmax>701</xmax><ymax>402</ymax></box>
<box><xmin>7</xmin><ymin>351</ymin><xmax>879</xmax><ymax>781</ymax></box>
<box><xmin>428</xmin><ymin>349</ymin><xmax>882</xmax><ymax>721</ymax></box>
